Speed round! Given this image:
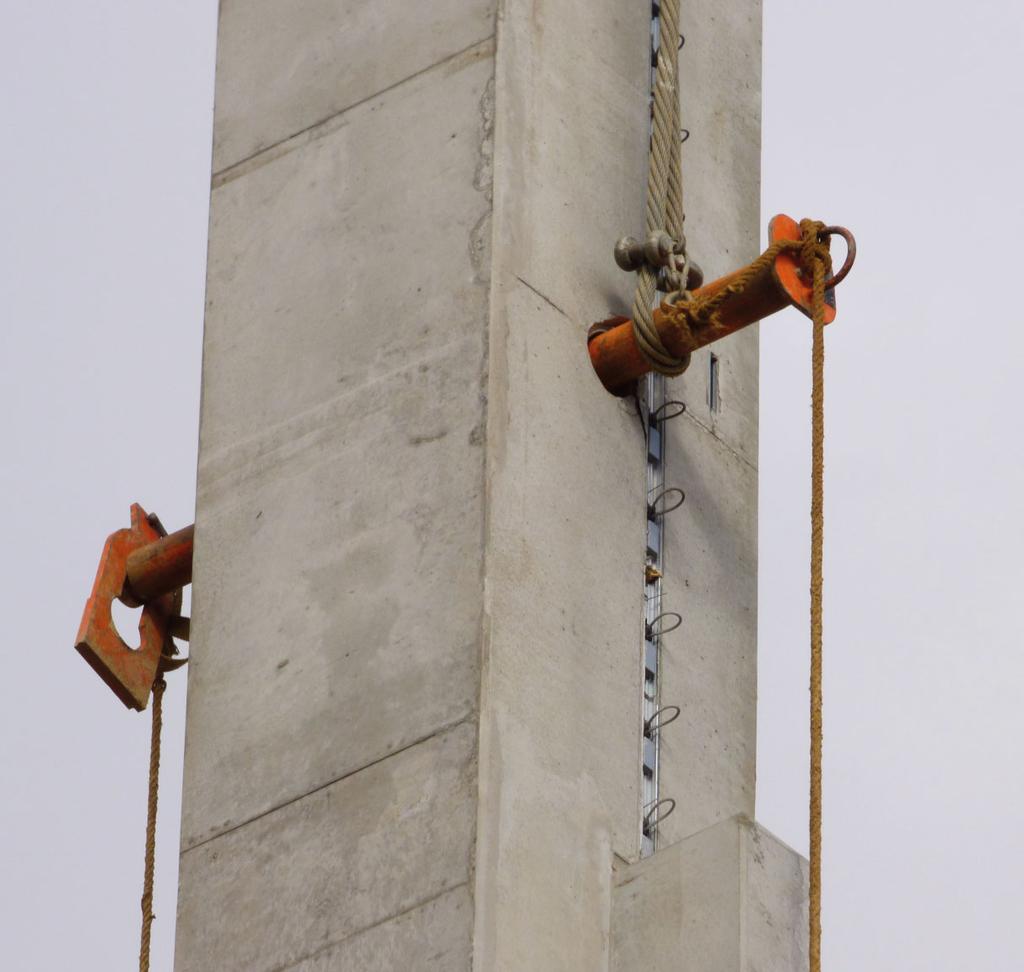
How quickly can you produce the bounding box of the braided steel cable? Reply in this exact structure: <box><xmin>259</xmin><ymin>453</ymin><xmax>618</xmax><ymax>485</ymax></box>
<box><xmin>631</xmin><ymin>0</ymin><xmax>689</xmax><ymax>375</ymax></box>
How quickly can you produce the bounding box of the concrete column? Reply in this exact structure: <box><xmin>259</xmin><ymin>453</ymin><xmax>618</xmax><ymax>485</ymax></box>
<box><xmin>175</xmin><ymin>4</ymin><xmax>495</xmax><ymax>968</ymax></box>
<box><xmin>612</xmin><ymin>817</ymin><xmax>809</xmax><ymax>972</ymax></box>
<box><xmin>174</xmin><ymin>2</ymin><xmax>797</xmax><ymax>970</ymax></box>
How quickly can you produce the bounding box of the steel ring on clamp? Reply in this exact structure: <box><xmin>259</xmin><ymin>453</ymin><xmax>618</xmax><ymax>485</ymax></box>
<box><xmin>819</xmin><ymin>225</ymin><xmax>857</xmax><ymax>290</ymax></box>
<box><xmin>646</xmin><ymin>611</ymin><xmax>682</xmax><ymax>639</ymax></box>
<box><xmin>651</xmin><ymin>400</ymin><xmax>686</xmax><ymax>423</ymax></box>
<box><xmin>644</xmin><ymin>705</ymin><xmax>681</xmax><ymax>736</ymax></box>
<box><xmin>649</xmin><ymin>486</ymin><xmax>685</xmax><ymax>518</ymax></box>
<box><xmin>643</xmin><ymin>797</ymin><xmax>677</xmax><ymax>832</ymax></box>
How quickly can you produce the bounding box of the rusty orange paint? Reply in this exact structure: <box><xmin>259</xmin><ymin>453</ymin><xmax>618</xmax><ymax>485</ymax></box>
<box><xmin>75</xmin><ymin>505</ymin><xmax>193</xmax><ymax>711</ymax></box>
<box><xmin>124</xmin><ymin>524</ymin><xmax>194</xmax><ymax>605</ymax></box>
<box><xmin>588</xmin><ymin>214</ymin><xmax>841</xmax><ymax>395</ymax></box>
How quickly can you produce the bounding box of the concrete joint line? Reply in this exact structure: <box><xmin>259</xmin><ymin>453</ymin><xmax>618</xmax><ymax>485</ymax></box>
<box><xmin>196</xmin><ymin>335</ymin><xmax>482</xmax><ymax>484</ymax></box>
<box><xmin>180</xmin><ymin>713</ymin><xmax>476</xmax><ymax>855</ymax></box>
<box><xmin>265</xmin><ymin>882</ymin><xmax>469</xmax><ymax>972</ymax></box>
<box><xmin>513</xmin><ymin>275</ymin><xmax>572</xmax><ymax>321</ymax></box>
<box><xmin>681</xmin><ymin>409</ymin><xmax>757</xmax><ymax>472</ymax></box>
<box><xmin>211</xmin><ymin>35</ymin><xmax>497</xmax><ymax>189</ymax></box>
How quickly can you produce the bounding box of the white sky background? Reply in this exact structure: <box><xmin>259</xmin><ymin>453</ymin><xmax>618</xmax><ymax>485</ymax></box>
<box><xmin>1</xmin><ymin>1</ymin><xmax>1022</xmax><ymax>970</ymax></box>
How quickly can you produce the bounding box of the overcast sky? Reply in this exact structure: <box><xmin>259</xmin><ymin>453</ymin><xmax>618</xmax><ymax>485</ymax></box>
<box><xmin>2</xmin><ymin>2</ymin><xmax>1023</xmax><ymax>970</ymax></box>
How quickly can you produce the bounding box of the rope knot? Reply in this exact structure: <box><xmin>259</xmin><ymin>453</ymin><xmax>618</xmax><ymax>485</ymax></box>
<box><xmin>798</xmin><ymin>219</ymin><xmax>833</xmax><ymax>281</ymax></box>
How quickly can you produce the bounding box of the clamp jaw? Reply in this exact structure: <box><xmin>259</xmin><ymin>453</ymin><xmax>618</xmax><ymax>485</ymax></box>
<box><xmin>75</xmin><ymin>504</ymin><xmax>193</xmax><ymax>710</ymax></box>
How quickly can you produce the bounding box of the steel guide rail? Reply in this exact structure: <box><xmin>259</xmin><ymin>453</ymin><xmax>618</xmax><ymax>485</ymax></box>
<box><xmin>638</xmin><ymin>0</ymin><xmax>683</xmax><ymax>860</ymax></box>
<box><xmin>641</xmin><ymin>371</ymin><xmax>666</xmax><ymax>855</ymax></box>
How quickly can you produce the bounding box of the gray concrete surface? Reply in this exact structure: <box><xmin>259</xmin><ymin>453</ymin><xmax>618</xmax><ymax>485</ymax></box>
<box><xmin>658</xmin><ymin>421</ymin><xmax>759</xmax><ymax>845</ymax></box>
<box><xmin>212</xmin><ymin>0</ymin><xmax>496</xmax><ymax>173</ymax></box>
<box><xmin>471</xmin><ymin>3</ymin><xmax>650</xmax><ymax>967</ymax></box>
<box><xmin>283</xmin><ymin>888</ymin><xmax>474</xmax><ymax>972</ymax></box>
<box><xmin>176</xmin><ymin>14</ymin><xmax>495</xmax><ymax>968</ymax></box>
<box><xmin>181</xmin><ymin>39</ymin><xmax>492</xmax><ymax>842</ymax></box>
<box><xmin>176</xmin><ymin>723</ymin><xmax>477</xmax><ymax>972</ymax></box>
<box><xmin>612</xmin><ymin>815</ymin><xmax>808</xmax><ymax>972</ymax></box>
<box><xmin>178</xmin><ymin>0</ymin><xmax>773</xmax><ymax>968</ymax></box>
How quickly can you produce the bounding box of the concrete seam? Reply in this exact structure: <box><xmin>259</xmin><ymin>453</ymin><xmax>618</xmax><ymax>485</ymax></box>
<box><xmin>462</xmin><ymin>31</ymin><xmax>497</xmax><ymax>963</ymax></box>
<box><xmin>212</xmin><ymin>35</ymin><xmax>497</xmax><ymax>187</ymax></box>
<box><xmin>197</xmin><ymin>335</ymin><xmax>481</xmax><ymax>481</ymax></box>
<box><xmin>513</xmin><ymin>274</ymin><xmax>572</xmax><ymax>321</ymax></box>
<box><xmin>681</xmin><ymin>409</ymin><xmax>757</xmax><ymax>472</ymax></box>
<box><xmin>739</xmin><ymin>820</ymin><xmax>749</xmax><ymax>969</ymax></box>
<box><xmin>180</xmin><ymin>713</ymin><xmax>476</xmax><ymax>854</ymax></box>
<box><xmin>268</xmin><ymin>882</ymin><xmax>470</xmax><ymax>972</ymax></box>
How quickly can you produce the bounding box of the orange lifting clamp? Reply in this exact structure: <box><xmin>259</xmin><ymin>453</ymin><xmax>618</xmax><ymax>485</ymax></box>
<box><xmin>588</xmin><ymin>214</ymin><xmax>856</xmax><ymax>394</ymax></box>
<box><xmin>75</xmin><ymin>504</ymin><xmax>194</xmax><ymax>710</ymax></box>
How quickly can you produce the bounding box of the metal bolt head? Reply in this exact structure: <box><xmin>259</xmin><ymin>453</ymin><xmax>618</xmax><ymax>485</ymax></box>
<box><xmin>614</xmin><ymin>236</ymin><xmax>643</xmax><ymax>271</ymax></box>
<box><xmin>644</xmin><ymin>231</ymin><xmax>675</xmax><ymax>267</ymax></box>
<box><xmin>685</xmin><ymin>260</ymin><xmax>704</xmax><ymax>290</ymax></box>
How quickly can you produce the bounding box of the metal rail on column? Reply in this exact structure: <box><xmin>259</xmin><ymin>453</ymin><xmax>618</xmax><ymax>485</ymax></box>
<box><xmin>641</xmin><ymin>372</ymin><xmax>665</xmax><ymax>855</ymax></box>
<box><xmin>640</xmin><ymin>374</ymin><xmax>684</xmax><ymax>856</ymax></box>
<box><xmin>639</xmin><ymin>0</ymin><xmax>677</xmax><ymax>859</ymax></box>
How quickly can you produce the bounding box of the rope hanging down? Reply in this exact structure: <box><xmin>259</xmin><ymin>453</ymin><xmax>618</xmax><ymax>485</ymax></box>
<box><xmin>139</xmin><ymin>676</ymin><xmax>166</xmax><ymax>972</ymax></box>
<box><xmin>658</xmin><ymin>218</ymin><xmax>832</xmax><ymax>971</ymax></box>
<box><xmin>807</xmin><ymin>223</ymin><xmax>829</xmax><ymax>972</ymax></box>
<box><xmin>631</xmin><ymin>0</ymin><xmax>690</xmax><ymax>375</ymax></box>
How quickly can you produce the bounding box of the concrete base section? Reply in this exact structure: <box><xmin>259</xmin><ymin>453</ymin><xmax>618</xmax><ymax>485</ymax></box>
<box><xmin>611</xmin><ymin>816</ymin><xmax>808</xmax><ymax>972</ymax></box>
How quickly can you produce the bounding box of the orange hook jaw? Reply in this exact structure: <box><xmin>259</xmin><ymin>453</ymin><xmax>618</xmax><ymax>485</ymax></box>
<box><xmin>588</xmin><ymin>214</ymin><xmax>851</xmax><ymax>395</ymax></box>
<box><xmin>75</xmin><ymin>504</ymin><xmax>188</xmax><ymax>710</ymax></box>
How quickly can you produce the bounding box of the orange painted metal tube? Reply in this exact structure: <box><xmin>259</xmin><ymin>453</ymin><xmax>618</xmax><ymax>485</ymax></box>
<box><xmin>588</xmin><ymin>214</ymin><xmax>849</xmax><ymax>395</ymax></box>
<box><xmin>124</xmin><ymin>523</ymin><xmax>194</xmax><ymax>604</ymax></box>
<box><xmin>589</xmin><ymin>263</ymin><xmax>792</xmax><ymax>394</ymax></box>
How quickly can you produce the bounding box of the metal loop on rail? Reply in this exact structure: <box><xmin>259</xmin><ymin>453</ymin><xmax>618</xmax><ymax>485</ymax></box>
<box><xmin>647</xmin><ymin>611</ymin><xmax>682</xmax><ymax>638</ymax></box>
<box><xmin>651</xmin><ymin>400</ymin><xmax>686</xmax><ymax>423</ymax></box>
<box><xmin>819</xmin><ymin>225</ymin><xmax>857</xmax><ymax>290</ymax></box>
<box><xmin>648</xmin><ymin>486</ymin><xmax>685</xmax><ymax>518</ymax></box>
<box><xmin>644</xmin><ymin>704</ymin><xmax>681</xmax><ymax>736</ymax></box>
<box><xmin>643</xmin><ymin>797</ymin><xmax>677</xmax><ymax>832</ymax></box>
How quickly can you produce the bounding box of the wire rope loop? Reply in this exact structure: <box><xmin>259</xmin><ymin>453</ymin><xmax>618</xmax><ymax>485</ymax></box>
<box><xmin>648</xmin><ymin>486</ymin><xmax>685</xmax><ymax>518</ymax></box>
<box><xmin>644</xmin><ymin>704</ymin><xmax>681</xmax><ymax>736</ymax></box>
<box><xmin>643</xmin><ymin>797</ymin><xmax>677</xmax><ymax>833</ymax></box>
<box><xmin>819</xmin><ymin>225</ymin><xmax>857</xmax><ymax>289</ymax></box>
<box><xmin>646</xmin><ymin>611</ymin><xmax>682</xmax><ymax>639</ymax></box>
<box><xmin>651</xmin><ymin>400</ymin><xmax>686</xmax><ymax>423</ymax></box>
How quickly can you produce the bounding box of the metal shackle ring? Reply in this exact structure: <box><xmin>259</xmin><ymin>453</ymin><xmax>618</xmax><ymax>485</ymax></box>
<box><xmin>819</xmin><ymin>225</ymin><xmax>857</xmax><ymax>290</ymax></box>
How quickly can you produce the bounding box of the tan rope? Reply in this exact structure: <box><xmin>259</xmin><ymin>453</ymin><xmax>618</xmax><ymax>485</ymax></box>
<box><xmin>808</xmin><ymin>226</ymin><xmax>827</xmax><ymax>972</ymax></box>
<box><xmin>631</xmin><ymin>0</ymin><xmax>690</xmax><ymax>376</ymax></box>
<box><xmin>139</xmin><ymin>676</ymin><xmax>166</xmax><ymax>972</ymax></box>
<box><xmin>660</xmin><ymin>218</ymin><xmax>831</xmax><ymax>970</ymax></box>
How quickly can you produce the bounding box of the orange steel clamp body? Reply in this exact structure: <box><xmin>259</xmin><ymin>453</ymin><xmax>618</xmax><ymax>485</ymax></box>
<box><xmin>588</xmin><ymin>214</ymin><xmax>855</xmax><ymax>394</ymax></box>
<box><xmin>75</xmin><ymin>504</ymin><xmax>194</xmax><ymax>710</ymax></box>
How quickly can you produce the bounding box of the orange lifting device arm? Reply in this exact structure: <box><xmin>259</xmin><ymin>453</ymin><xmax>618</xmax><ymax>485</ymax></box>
<box><xmin>75</xmin><ymin>504</ymin><xmax>194</xmax><ymax>710</ymax></box>
<box><xmin>587</xmin><ymin>214</ymin><xmax>856</xmax><ymax>395</ymax></box>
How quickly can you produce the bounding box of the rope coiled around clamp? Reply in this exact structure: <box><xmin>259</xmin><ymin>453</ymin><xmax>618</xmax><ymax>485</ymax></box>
<box><xmin>660</xmin><ymin>218</ymin><xmax>832</xmax><ymax>332</ymax></box>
